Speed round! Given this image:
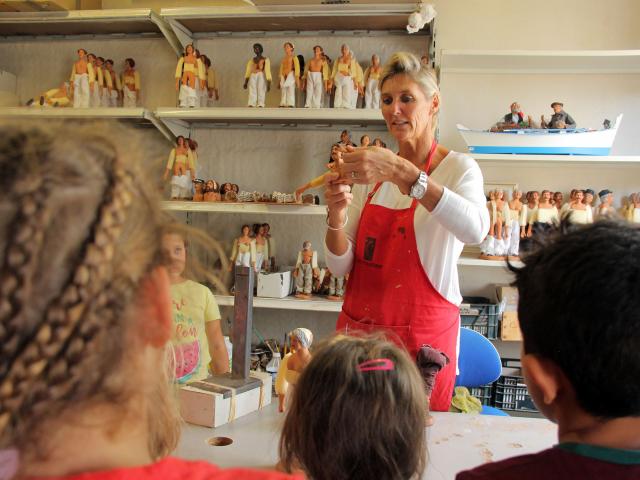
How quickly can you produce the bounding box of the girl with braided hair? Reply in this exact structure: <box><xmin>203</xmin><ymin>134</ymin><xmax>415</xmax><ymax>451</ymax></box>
<box><xmin>0</xmin><ymin>122</ymin><xmax>299</xmax><ymax>480</ymax></box>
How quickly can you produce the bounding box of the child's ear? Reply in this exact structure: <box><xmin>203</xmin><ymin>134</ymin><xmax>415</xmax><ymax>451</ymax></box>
<box><xmin>521</xmin><ymin>353</ymin><xmax>563</xmax><ymax>410</ymax></box>
<box><xmin>135</xmin><ymin>266</ymin><xmax>172</xmax><ymax>347</ymax></box>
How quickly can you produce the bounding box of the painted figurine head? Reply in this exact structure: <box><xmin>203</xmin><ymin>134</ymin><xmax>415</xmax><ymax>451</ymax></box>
<box><xmin>372</xmin><ymin>54</ymin><xmax>380</xmax><ymax>67</ymax></box>
<box><xmin>77</xmin><ymin>48</ymin><xmax>87</xmax><ymax>58</ymax></box>
<box><xmin>176</xmin><ymin>136</ymin><xmax>185</xmax><ymax>147</ymax></box>
<box><xmin>96</xmin><ymin>57</ymin><xmax>104</xmax><ymax>68</ymax></box>
<box><xmin>360</xmin><ymin>135</ymin><xmax>370</xmax><ymax>147</ymax></box>
<box><xmin>313</xmin><ymin>45</ymin><xmax>324</xmax><ymax>58</ymax></box>
<box><xmin>254</xmin><ymin>224</ymin><xmax>265</xmax><ymax>237</ymax></box>
<box><xmin>340</xmin><ymin>44</ymin><xmax>351</xmax><ymax>58</ymax></box>
<box><xmin>373</xmin><ymin>137</ymin><xmax>384</xmax><ymax>147</ymax></box>
<box><xmin>553</xmin><ymin>192</ymin><xmax>564</xmax><ymax>205</ymax></box>
<box><xmin>193</xmin><ymin>179</ymin><xmax>204</xmax><ymax>194</ymax></box>
<box><xmin>541</xmin><ymin>190</ymin><xmax>551</xmax><ymax>202</ymax></box>
<box><xmin>185</xmin><ymin>44</ymin><xmax>194</xmax><ymax>56</ymax></box>
<box><xmin>574</xmin><ymin>190</ymin><xmax>584</xmax><ymax>203</ymax></box>
<box><xmin>512</xmin><ymin>189</ymin><xmax>522</xmax><ymax>200</ymax></box>
<box><xmin>253</xmin><ymin>43</ymin><xmax>264</xmax><ymax>56</ymax></box>
<box><xmin>284</xmin><ymin>42</ymin><xmax>294</xmax><ymax>55</ymax></box>
<box><xmin>599</xmin><ymin>189</ymin><xmax>614</xmax><ymax>206</ymax></box>
<box><xmin>221</xmin><ymin>182</ymin><xmax>232</xmax><ymax>194</ymax></box>
<box><xmin>262</xmin><ymin>223</ymin><xmax>270</xmax><ymax>235</ymax></box>
<box><xmin>340</xmin><ymin>129</ymin><xmax>351</xmax><ymax>144</ymax></box>
<box><xmin>241</xmin><ymin>224</ymin><xmax>251</xmax><ymax>236</ymax></box>
<box><xmin>584</xmin><ymin>189</ymin><xmax>595</xmax><ymax>205</ymax></box>
<box><xmin>124</xmin><ymin>58</ymin><xmax>135</xmax><ymax>70</ymax></box>
<box><xmin>531</xmin><ymin>191</ymin><xmax>540</xmax><ymax>203</ymax></box>
<box><xmin>231</xmin><ymin>184</ymin><xmax>239</xmax><ymax>194</ymax></box>
<box><xmin>105</xmin><ymin>59</ymin><xmax>114</xmax><ymax>71</ymax></box>
<box><xmin>302</xmin><ymin>240</ymin><xmax>312</xmax><ymax>251</ymax></box>
<box><xmin>496</xmin><ymin>189</ymin><xmax>504</xmax><ymax>201</ymax></box>
<box><xmin>510</xmin><ymin>102</ymin><xmax>521</xmax><ymax>114</ymax></box>
<box><xmin>87</xmin><ymin>53</ymin><xmax>96</xmax><ymax>64</ymax></box>
<box><xmin>551</xmin><ymin>102</ymin><xmax>564</xmax><ymax>113</ymax></box>
<box><xmin>290</xmin><ymin>328</ymin><xmax>313</xmax><ymax>352</ymax></box>
<box><xmin>188</xmin><ymin>139</ymin><xmax>198</xmax><ymax>151</ymax></box>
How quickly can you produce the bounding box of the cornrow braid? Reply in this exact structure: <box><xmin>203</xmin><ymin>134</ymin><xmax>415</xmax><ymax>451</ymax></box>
<box><xmin>0</xmin><ymin>161</ymin><xmax>134</xmax><ymax>440</ymax></box>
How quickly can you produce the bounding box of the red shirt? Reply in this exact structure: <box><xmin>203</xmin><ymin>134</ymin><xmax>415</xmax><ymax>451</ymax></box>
<box><xmin>27</xmin><ymin>457</ymin><xmax>302</xmax><ymax>480</ymax></box>
<box><xmin>456</xmin><ymin>443</ymin><xmax>640</xmax><ymax>480</ymax></box>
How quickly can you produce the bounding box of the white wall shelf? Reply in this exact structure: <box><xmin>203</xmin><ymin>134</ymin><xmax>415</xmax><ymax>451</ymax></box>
<box><xmin>155</xmin><ymin>107</ymin><xmax>387</xmax><ymax>137</ymax></box>
<box><xmin>473</xmin><ymin>153</ymin><xmax>640</xmax><ymax>166</ymax></box>
<box><xmin>0</xmin><ymin>9</ymin><xmax>182</xmax><ymax>54</ymax></box>
<box><xmin>0</xmin><ymin>107</ymin><xmax>175</xmax><ymax>142</ymax></box>
<box><xmin>161</xmin><ymin>4</ymin><xmax>426</xmax><ymax>45</ymax></box>
<box><xmin>215</xmin><ymin>294</ymin><xmax>342</xmax><ymax>313</ymax></box>
<box><xmin>440</xmin><ymin>49</ymin><xmax>640</xmax><ymax>74</ymax></box>
<box><xmin>163</xmin><ymin>201</ymin><xmax>326</xmax><ymax>216</ymax></box>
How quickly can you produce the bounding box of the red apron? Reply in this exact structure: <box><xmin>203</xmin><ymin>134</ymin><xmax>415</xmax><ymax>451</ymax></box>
<box><xmin>336</xmin><ymin>142</ymin><xmax>460</xmax><ymax>411</ymax></box>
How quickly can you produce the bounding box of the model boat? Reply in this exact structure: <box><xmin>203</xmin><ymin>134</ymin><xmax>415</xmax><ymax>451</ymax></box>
<box><xmin>457</xmin><ymin>114</ymin><xmax>623</xmax><ymax>155</ymax></box>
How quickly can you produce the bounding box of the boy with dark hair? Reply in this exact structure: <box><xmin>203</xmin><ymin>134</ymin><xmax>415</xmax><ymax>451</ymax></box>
<box><xmin>457</xmin><ymin>220</ymin><xmax>640</xmax><ymax>479</ymax></box>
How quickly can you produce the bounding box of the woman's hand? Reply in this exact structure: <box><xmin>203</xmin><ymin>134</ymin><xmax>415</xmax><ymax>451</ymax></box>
<box><xmin>340</xmin><ymin>146</ymin><xmax>420</xmax><ymax>194</ymax></box>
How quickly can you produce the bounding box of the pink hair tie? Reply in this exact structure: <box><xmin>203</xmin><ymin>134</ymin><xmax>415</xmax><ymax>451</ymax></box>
<box><xmin>358</xmin><ymin>358</ymin><xmax>394</xmax><ymax>372</ymax></box>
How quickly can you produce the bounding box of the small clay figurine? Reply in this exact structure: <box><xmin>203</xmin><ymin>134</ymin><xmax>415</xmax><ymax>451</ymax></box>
<box><xmin>597</xmin><ymin>189</ymin><xmax>615</xmax><ymax>218</ymax></box>
<box><xmin>525</xmin><ymin>190</ymin><xmax>540</xmax><ymax>238</ymax></box>
<box><xmin>331</xmin><ymin>44</ymin><xmax>358</xmax><ymax>109</ymax></box>
<box><xmin>244</xmin><ymin>43</ymin><xmax>272</xmax><ymax>108</ymax></box>
<box><xmin>86</xmin><ymin>53</ymin><xmax>101</xmax><ymax>108</ymax></box>
<box><xmin>373</xmin><ymin>137</ymin><xmax>386</xmax><ymax>148</ymax></box>
<box><xmin>564</xmin><ymin>190</ymin><xmax>593</xmax><ymax>224</ymax></box>
<box><xmin>363</xmin><ymin>54</ymin><xmax>382</xmax><ymax>109</ymax></box>
<box><xmin>275</xmin><ymin>328</ymin><xmax>313</xmax><ymax>413</ymax></box>
<box><xmin>188</xmin><ymin>138</ymin><xmax>199</xmax><ymax>180</ymax></box>
<box><xmin>492</xmin><ymin>102</ymin><xmax>533</xmax><ymax>131</ymax></box>
<box><xmin>70</xmin><ymin>48</ymin><xmax>94</xmax><ymax>108</ymax></box>
<box><xmin>194</xmin><ymin>49</ymin><xmax>207</xmax><ymax>108</ymax></box>
<box><xmin>103</xmin><ymin>59</ymin><xmax>121</xmax><ymax>107</ymax></box>
<box><xmin>192</xmin><ymin>179</ymin><xmax>205</xmax><ymax>202</ymax></box>
<box><xmin>303</xmin><ymin>45</ymin><xmax>330</xmax><ymax>108</ymax></box>
<box><xmin>485</xmin><ymin>189</ymin><xmax>510</xmax><ymax>257</ymax></box>
<box><xmin>121</xmin><ymin>58</ymin><xmax>140</xmax><ymax>108</ymax></box>
<box><xmin>203</xmin><ymin>180</ymin><xmax>220</xmax><ymax>202</ymax></box>
<box><xmin>625</xmin><ymin>193</ymin><xmax>640</xmax><ymax>223</ymax></box>
<box><xmin>326</xmin><ymin>269</ymin><xmax>347</xmax><ymax>300</ymax></box>
<box><xmin>507</xmin><ymin>190</ymin><xmax>527</xmax><ymax>257</ymax></box>
<box><xmin>294</xmin><ymin>241</ymin><xmax>319</xmax><ymax>298</ymax></box>
<box><xmin>163</xmin><ymin>136</ymin><xmax>195</xmax><ymax>200</ymax></box>
<box><xmin>583</xmin><ymin>188</ymin><xmax>595</xmax><ymax>215</ymax></box>
<box><xmin>553</xmin><ymin>191</ymin><xmax>564</xmax><ymax>212</ymax></box>
<box><xmin>253</xmin><ymin>224</ymin><xmax>269</xmax><ymax>272</ymax></box>
<box><xmin>26</xmin><ymin>82</ymin><xmax>71</xmax><ymax>108</ymax></box>
<box><xmin>532</xmin><ymin>190</ymin><xmax>559</xmax><ymax>226</ymax></box>
<box><xmin>229</xmin><ymin>224</ymin><xmax>256</xmax><ymax>271</ymax></box>
<box><xmin>175</xmin><ymin>44</ymin><xmax>199</xmax><ymax>108</ymax></box>
<box><xmin>541</xmin><ymin>102</ymin><xmax>576</xmax><ymax>129</ymax></box>
<box><xmin>278</xmin><ymin>42</ymin><xmax>300</xmax><ymax>108</ymax></box>
<box><xmin>351</xmin><ymin>53</ymin><xmax>364</xmax><ymax>109</ymax></box>
<box><xmin>263</xmin><ymin>223</ymin><xmax>276</xmax><ymax>270</ymax></box>
<box><xmin>93</xmin><ymin>56</ymin><xmax>106</xmax><ymax>108</ymax></box>
<box><xmin>203</xmin><ymin>55</ymin><xmax>219</xmax><ymax>106</ymax></box>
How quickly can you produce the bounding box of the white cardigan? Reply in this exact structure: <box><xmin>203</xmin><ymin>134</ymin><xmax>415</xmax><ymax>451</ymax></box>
<box><xmin>325</xmin><ymin>151</ymin><xmax>489</xmax><ymax>306</ymax></box>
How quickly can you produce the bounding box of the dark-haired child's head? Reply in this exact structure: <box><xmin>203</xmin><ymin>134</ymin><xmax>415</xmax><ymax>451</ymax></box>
<box><xmin>279</xmin><ymin>334</ymin><xmax>427</xmax><ymax>480</ymax></box>
<box><xmin>511</xmin><ymin>220</ymin><xmax>640</xmax><ymax>422</ymax></box>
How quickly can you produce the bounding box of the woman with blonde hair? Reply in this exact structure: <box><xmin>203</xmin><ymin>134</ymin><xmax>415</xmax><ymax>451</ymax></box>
<box><xmin>0</xmin><ymin>122</ymin><xmax>298</xmax><ymax>479</ymax></box>
<box><xmin>324</xmin><ymin>52</ymin><xmax>489</xmax><ymax>412</ymax></box>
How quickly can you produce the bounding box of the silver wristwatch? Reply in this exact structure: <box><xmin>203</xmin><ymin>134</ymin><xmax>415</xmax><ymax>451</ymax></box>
<box><xmin>409</xmin><ymin>171</ymin><xmax>428</xmax><ymax>200</ymax></box>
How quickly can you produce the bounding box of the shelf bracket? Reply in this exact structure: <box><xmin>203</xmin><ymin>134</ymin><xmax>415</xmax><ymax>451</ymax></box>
<box><xmin>167</xmin><ymin>18</ymin><xmax>194</xmax><ymax>51</ymax></box>
<box><xmin>144</xmin><ymin>111</ymin><xmax>179</xmax><ymax>142</ymax></box>
<box><xmin>150</xmin><ymin>12</ymin><xmax>183</xmax><ymax>56</ymax></box>
<box><xmin>156</xmin><ymin>117</ymin><xmax>191</xmax><ymax>139</ymax></box>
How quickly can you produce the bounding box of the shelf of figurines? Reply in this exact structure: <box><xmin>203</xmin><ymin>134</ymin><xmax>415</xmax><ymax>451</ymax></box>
<box><xmin>215</xmin><ymin>294</ymin><xmax>342</xmax><ymax>313</ymax></box>
<box><xmin>473</xmin><ymin>153</ymin><xmax>640</xmax><ymax>166</ymax></box>
<box><xmin>440</xmin><ymin>49</ymin><xmax>640</xmax><ymax>74</ymax></box>
<box><xmin>0</xmin><ymin>106</ymin><xmax>150</xmax><ymax>120</ymax></box>
<box><xmin>163</xmin><ymin>200</ymin><xmax>326</xmax><ymax>216</ymax></box>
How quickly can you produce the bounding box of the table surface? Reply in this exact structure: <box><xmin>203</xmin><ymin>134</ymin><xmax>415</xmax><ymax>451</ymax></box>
<box><xmin>175</xmin><ymin>402</ymin><xmax>557</xmax><ymax>480</ymax></box>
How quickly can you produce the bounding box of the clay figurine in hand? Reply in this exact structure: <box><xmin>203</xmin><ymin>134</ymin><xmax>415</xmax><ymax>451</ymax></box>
<box><xmin>175</xmin><ymin>43</ymin><xmax>199</xmax><ymax>108</ymax></box>
<box><xmin>244</xmin><ymin>43</ymin><xmax>272</xmax><ymax>108</ymax></box>
<box><xmin>541</xmin><ymin>102</ymin><xmax>576</xmax><ymax>129</ymax></box>
<box><xmin>121</xmin><ymin>58</ymin><xmax>140</xmax><ymax>108</ymax></box>
<box><xmin>229</xmin><ymin>224</ymin><xmax>256</xmax><ymax>272</ymax></box>
<box><xmin>163</xmin><ymin>136</ymin><xmax>195</xmax><ymax>200</ymax></box>
<box><xmin>203</xmin><ymin>180</ymin><xmax>220</xmax><ymax>202</ymax></box>
<box><xmin>192</xmin><ymin>179</ymin><xmax>205</xmax><ymax>202</ymax></box>
<box><xmin>253</xmin><ymin>224</ymin><xmax>269</xmax><ymax>272</ymax></box>
<box><xmin>564</xmin><ymin>189</ymin><xmax>593</xmax><ymax>224</ymax></box>
<box><xmin>303</xmin><ymin>45</ymin><xmax>329</xmax><ymax>108</ymax></box>
<box><xmin>26</xmin><ymin>82</ymin><xmax>71</xmax><ymax>108</ymax></box>
<box><xmin>625</xmin><ymin>192</ymin><xmax>640</xmax><ymax>223</ymax></box>
<box><xmin>507</xmin><ymin>190</ymin><xmax>527</xmax><ymax>257</ymax></box>
<box><xmin>331</xmin><ymin>44</ymin><xmax>358</xmax><ymax>109</ymax></box>
<box><xmin>278</xmin><ymin>42</ymin><xmax>300</xmax><ymax>108</ymax></box>
<box><xmin>275</xmin><ymin>328</ymin><xmax>313</xmax><ymax>413</ymax></box>
<box><xmin>70</xmin><ymin>48</ymin><xmax>94</xmax><ymax>108</ymax></box>
<box><xmin>597</xmin><ymin>189</ymin><xmax>616</xmax><ymax>218</ymax></box>
<box><xmin>294</xmin><ymin>241</ymin><xmax>319</xmax><ymax>299</ymax></box>
<box><xmin>363</xmin><ymin>54</ymin><xmax>382</xmax><ymax>109</ymax></box>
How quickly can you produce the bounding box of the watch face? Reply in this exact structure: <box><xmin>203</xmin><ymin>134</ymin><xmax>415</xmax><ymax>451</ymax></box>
<box><xmin>412</xmin><ymin>184</ymin><xmax>426</xmax><ymax>199</ymax></box>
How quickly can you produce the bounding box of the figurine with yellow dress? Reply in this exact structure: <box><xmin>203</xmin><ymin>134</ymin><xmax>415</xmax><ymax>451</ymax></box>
<box><xmin>275</xmin><ymin>328</ymin><xmax>313</xmax><ymax>412</ymax></box>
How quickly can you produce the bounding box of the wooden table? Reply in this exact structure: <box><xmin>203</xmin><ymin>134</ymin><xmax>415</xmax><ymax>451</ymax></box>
<box><xmin>175</xmin><ymin>402</ymin><xmax>557</xmax><ymax>479</ymax></box>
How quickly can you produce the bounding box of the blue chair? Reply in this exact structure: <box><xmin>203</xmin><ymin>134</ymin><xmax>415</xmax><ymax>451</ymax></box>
<box><xmin>455</xmin><ymin>327</ymin><xmax>508</xmax><ymax>416</ymax></box>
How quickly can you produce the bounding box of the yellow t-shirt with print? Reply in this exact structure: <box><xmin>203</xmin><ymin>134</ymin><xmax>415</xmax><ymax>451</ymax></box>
<box><xmin>170</xmin><ymin>279</ymin><xmax>221</xmax><ymax>384</ymax></box>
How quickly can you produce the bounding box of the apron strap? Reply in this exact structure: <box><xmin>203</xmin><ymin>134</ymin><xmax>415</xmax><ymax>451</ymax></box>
<box><xmin>366</xmin><ymin>139</ymin><xmax>438</xmax><ymax>208</ymax></box>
